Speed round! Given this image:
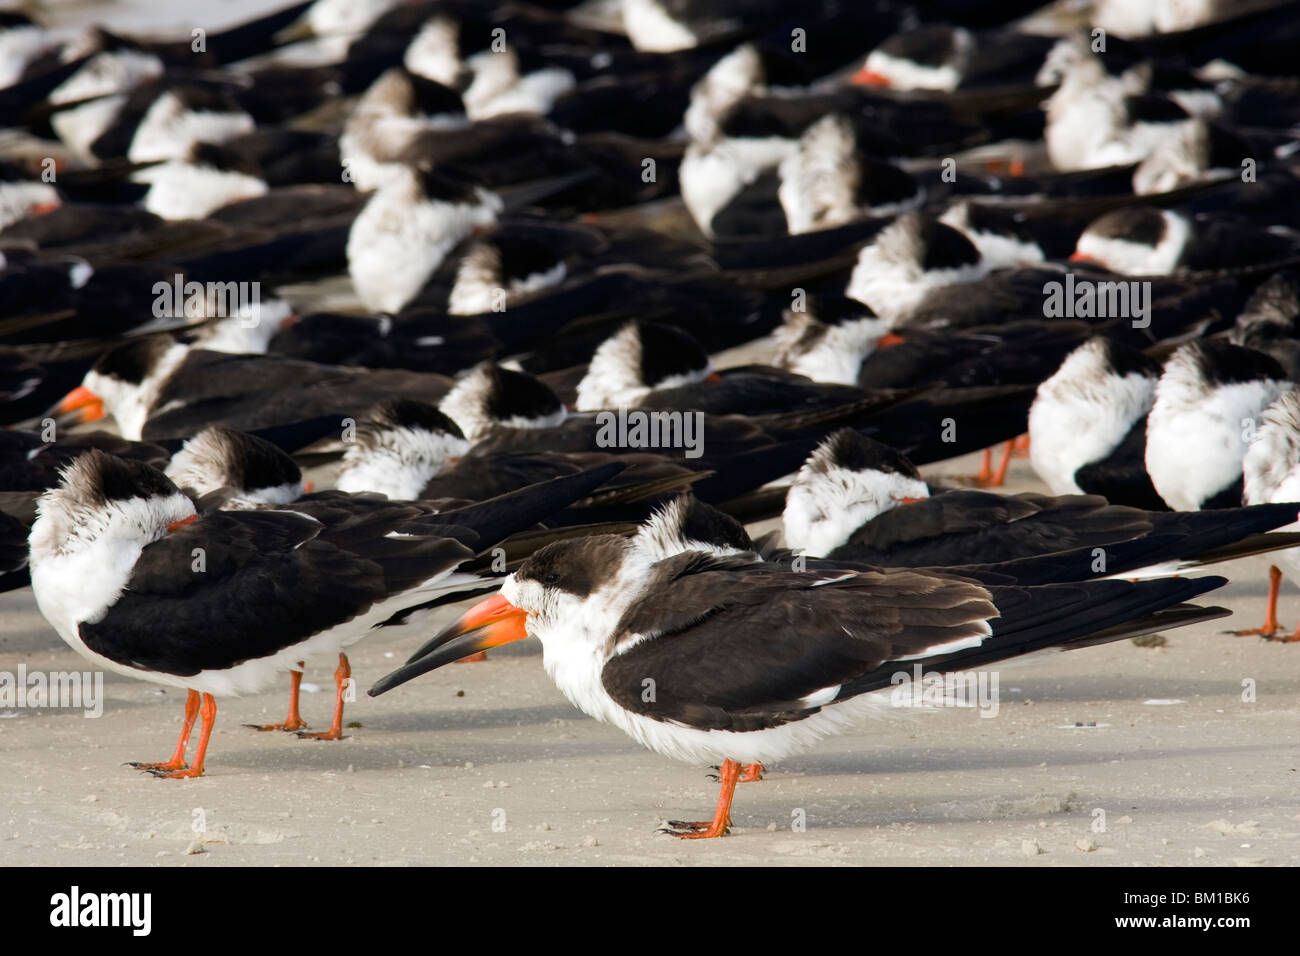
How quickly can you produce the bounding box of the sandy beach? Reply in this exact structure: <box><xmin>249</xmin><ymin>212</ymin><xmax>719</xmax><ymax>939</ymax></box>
<box><xmin>3</xmin><ymin>452</ymin><xmax>1297</xmax><ymax>867</ymax></box>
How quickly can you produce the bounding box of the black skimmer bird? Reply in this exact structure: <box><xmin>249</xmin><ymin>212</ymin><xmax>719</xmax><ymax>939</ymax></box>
<box><xmin>51</xmin><ymin>333</ymin><xmax>476</xmax><ymax>443</ymax></box>
<box><xmin>269</xmin><ymin>275</ymin><xmax>732</xmax><ymax>384</ymax></box>
<box><xmin>844</xmin><ymin>212</ymin><xmax>992</xmax><ymax>325</ymax></box>
<box><xmin>339</xmin><ymin>61</ymin><xmax>671</xmax><ymax>204</ymax></box>
<box><xmin>1071</xmin><ymin>206</ymin><xmax>1300</xmax><ymax>275</ymax></box>
<box><xmin>562</xmin><ymin>321</ymin><xmax>713</xmax><ymax>411</ymax></box>
<box><xmin>0</xmin><ymin>1</ymin><xmax>311</xmax><ymax>137</ymax></box>
<box><xmin>335</xmin><ymin>397</ymin><xmax>700</xmax><ymax>518</ymax></box>
<box><xmin>133</xmin><ymin>128</ymin><xmax>347</xmax><ymax>221</ymax></box>
<box><xmin>0</xmin><ymin>249</ymin><xmax>298</xmax><ymax>351</ymax></box>
<box><xmin>333</xmin><ymin>389</ymin><xmax>890</xmax><ymax>532</ymax></box>
<box><xmin>399</xmin><ymin>12</ymin><xmax>577</xmax><ymax>120</ymax></box>
<box><xmin>435</xmin><ymin>362</ymin><xmax>567</xmax><ymax>443</ymax></box>
<box><xmin>774</xmin><ymin>114</ymin><xmax>924</xmax><ymax>235</ymax></box>
<box><xmin>463</xmin><ymin>364</ymin><xmax>1037</xmax><ymax>497</ymax></box>
<box><xmin>936</xmin><ymin>200</ymin><xmax>1046</xmax><ymax>270</ymax></box>
<box><xmin>851</xmin><ymin>22</ymin><xmax>1054</xmax><ymax>92</ymax></box>
<box><xmin>47</xmin><ymin>72</ymin><xmax>259</xmax><ymax>166</ymax></box>
<box><xmin>561</xmin><ymin>319</ymin><xmax>898</xmax><ymax>418</ymax></box>
<box><xmin>348</xmin><ymin>165</ymin><xmax>710</xmax><ymax>311</ymax></box>
<box><xmin>1028</xmin><ymin>337</ymin><xmax>1162</xmax><ymax>500</ymax></box>
<box><xmin>618</xmin><ymin>0</ymin><xmax>816</xmax><ymax>53</ymax></box>
<box><xmin>1130</xmin><ymin>119</ymin><xmax>1255</xmax><ymax>196</ymax></box>
<box><xmin>1145</xmin><ymin>340</ymin><xmax>1291</xmax><ymax>510</ymax></box>
<box><xmin>0</xmin><ymin>171</ymin><xmax>60</xmax><ymax>231</ymax></box>
<box><xmin>769</xmin><ymin>297</ymin><xmax>896</xmax><ymax>387</ymax></box>
<box><xmin>335</xmin><ymin>400</ymin><xmax>471</xmax><ymax>501</ymax></box>
<box><xmin>678</xmin><ymin>70</ymin><xmax>1012</xmax><ymax>237</ymax></box>
<box><xmin>0</xmin><ymin>11</ymin><xmax>60</xmax><ymax>90</ymax></box>
<box><xmin>1240</xmin><ymin>388</ymin><xmax>1300</xmax><ymax>639</ymax></box>
<box><xmin>338</xmin><ymin>65</ymin><xmax>469</xmax><ymax>193</ymax></box>
<box><xmin>0</xmin><ymin>428</ymin><xmax>171</xmax><ymax>526</ymax></box>
<box><xmin>164</xmin><ymin>418</ymin><xmax>660</xmax><ymax>708</ymax></box>
<box><xmin>1040</xmin><ymin>35</ymin><xmax>1202</xmax><ymax>172</ymax></box>
<box><xmin>1231</xmin><ymin>269</ymin><xmax>1300</xmax><ymax>379</ymax></box>
<box><xmin>278</xmin><ymin>0</ymin><xmax>402</xmax><ymax>46</ymax></box>
<box><xmin>346</xmin><ymin>165</ymin><xmax>502</xmax><ymax>315</ymax></box>
<box><xmin>1092</xmin><ymin>0</ymin><xmax>1292</xmax><ymax>38</ymax></box>
<box><xmin>27</xmin><ymin>450</ymin><xmax>623</xmax><ymax>773</ymax></box>
<box><xmin>781</xmin><ymin>428</ymin><xmax>1300</xmax><ymax>576</ymax></box>
<box><xmin>370</xmin><ymin>533</ymin><xmax>1228</xmax><ymax>837</ymax></box>
<box><xmin>436</xmin><ymin>218</ymin><xmax>707</xmax><ymax>318</ymax></box>
<box><xmin>163</xmin><ymin>425</ymin><xmax>317</xmax><ymax>731</ymax></box>
<box><xmin>0</xmin><ymin>419</ymin><xmax>326</xmax><ymax>529</ymax></box>
<box><xmin>163</xmin><ymin>425</ymin><xmax>308</xmax><ymax>510</ymax></box>
<box><xmin>770</xmin><ymin>295</ymin><xmax>1093</xmax><ymax>395</ymax></box>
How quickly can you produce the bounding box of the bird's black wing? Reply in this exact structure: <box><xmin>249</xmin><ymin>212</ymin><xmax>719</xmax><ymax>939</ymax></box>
<box><xmin>602</xmin><ymin>554</ymin><xmax>996</xmax><ymax>731</ymax></box>
<box><xmin>80</xmin><ymin>509</ymin><xmax>473</xmax><ymax>675</ymax></box>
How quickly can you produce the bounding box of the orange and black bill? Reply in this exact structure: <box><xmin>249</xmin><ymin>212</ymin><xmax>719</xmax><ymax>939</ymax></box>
<box><xmin>368</xmin><ymin>593</ymin><xmax>528</xmax><ymax>696</ymax></box>
<box><xmin>50</xmin><ymin>386</ymin><xmax>106</xmax><ymax>426</ymax></box>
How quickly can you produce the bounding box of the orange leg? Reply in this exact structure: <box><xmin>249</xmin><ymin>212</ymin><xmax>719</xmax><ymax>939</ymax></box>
<box><xmin>1012</xmin><ymin>433</ymin><xmax>1031</xmax><ymax>457</ymax></box>
<box><xmin>248</xmin><ymin>665</ymin><xmax>308</xmax><ymax>732</ymax></box>
<box><xmin>965</xmin><ymin>440</ymin><xmax>1015</xmax><ymax>488</ymax></box>
<box><xmin>979</xmin><ymin>439</ymin><xmax>1016</xmax><ymax>488</ymax></box>
<box><xmin>1229</xmin><ymin>566</ymin><xmax>1283</xmax><ymax>637</ymax></box>
<box><xmin>147</xmin><ymin>693</ymin><xmax>217</xmax><ymax>779</ymax></box>
<box><xmin>130</xmin><ymin>689</ymin><xmax>200</xmax><ymax>772</ymax></box>
<box><xmin>711</xmin><ymin>762</ymin><xmax>764</xmax><ymax>782</ymax></box>
<box><xmin>298</xmin><ymin>654</ymin><xmax>350</xmax><ymax>741</ymax></box>
<box><xmin>664</xmin><ymin>759</ymin><xmax>740</xmax><ymax>839</ymax></box>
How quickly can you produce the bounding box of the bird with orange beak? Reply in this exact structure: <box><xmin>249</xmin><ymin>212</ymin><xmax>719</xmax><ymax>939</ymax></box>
<box><xmin>27</xmin><ymin>450</ymin><xmax>624</xmax><ymax>777</ymax></box>
<box><xmin>53</xmin><ymin>385</ymin><xmax>106</xmax><ymax>426</ymax></box>
<box><xmin>371</xmin><ymin>531</ymin><xmax>1228</xmax><ymax>839</ymax></box>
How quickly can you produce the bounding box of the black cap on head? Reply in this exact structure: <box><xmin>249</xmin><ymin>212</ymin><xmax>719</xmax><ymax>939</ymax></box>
<box><xmin>808</xmin><ymin>294</ymin><xmax>879</xmax><ymax>326</ymax></box>
<box><xmin>634</xmin><ymin>322</ymin><xmax>710</xmax><ymax>388</ymax></box>
<box><xmin>668</xmin><ymin>495</ymin><xmax>754</xmax><ymax>552</ymax></box>
<box><xmin>485</xmin><ymin>366</ymin><xmax>563</xmax><ymax>422</ymax></box>
<box><xmin>487</xmin><ymin>233</ymin><xmax>561</xmax><ymax>283</ymax></box>
<box><xmin>916</xmin><ymin>216</ymin><xmax>982</xmax><ymax>271</ymax></box>
<box><xmin>878</xmin><ymin>24</ymin><xmax>964</xmax><ymax>68</ymax></box>
<box><xmin>1087</xmin><ymin>207</ymin><xmax>1167</xmax><ymax>247</ymax></box>
<box><xmin>1090</xmin><ymin>336</ymin><xmax>1162</xmax><ymax>378</ymax></box>
<box><xmin>208</xmin><ymin>427</ymin><xmax>302</xmax><ymax>492</ymax></box>
<box><xmin>368</xmin><ymin>399</ymin><xmax>465</xmax><ymax>439</ymax></box>
<box><xmin>71</xmin><ymin>450</ymin><xmax>180</xmax><ymax>505</ymax></box>
<box><xmin>413</xmin><ymin>166</ymin><xmax>485</xmax><ymax>204</ymax></box>
<box><xmin>958</xmin><ymin>202</ymin><xmax>1037</xmax><ymax>244</ymax></box>
<box><xmin>406</xmin><ymin>69</ymin><xmax>466</xmax><ymax>117</ymax></box>
<box><xmin>91</xmin><ymin>337</ymin><xmax>175</xmax><ymax>385</ymax></box>
<box><xmin>515</xmin><ymin>536</ymin><xmax>628</xmax><ymax>599</ymax></box>
<box><xmin>1186</xmin><ymin>340</ymin><xmax>1288</xmax><ymax>387</ymax></box>
<box><xmin>815</xmin><ymin>428</ymin><xmax>922</xmax><ymax>481</ymax></box>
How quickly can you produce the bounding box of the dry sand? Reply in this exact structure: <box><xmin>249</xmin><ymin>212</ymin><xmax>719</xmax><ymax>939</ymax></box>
<box><xmin>3</xmin><ymin>452</ymin><xmax>1298</xmax><ymax>867</ymax></box>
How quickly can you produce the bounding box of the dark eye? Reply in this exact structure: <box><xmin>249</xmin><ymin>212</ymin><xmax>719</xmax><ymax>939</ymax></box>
<box><xmin>542</xmin><ymin>571</ymin><xmax>561</xmax><ymax>586</ymax></box>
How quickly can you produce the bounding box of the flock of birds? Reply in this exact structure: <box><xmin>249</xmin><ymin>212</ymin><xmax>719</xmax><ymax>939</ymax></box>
<box><xmin>4</xmin><ymin>0</ymin><xmax>1300</xmax><ymax>840</ymax></box>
